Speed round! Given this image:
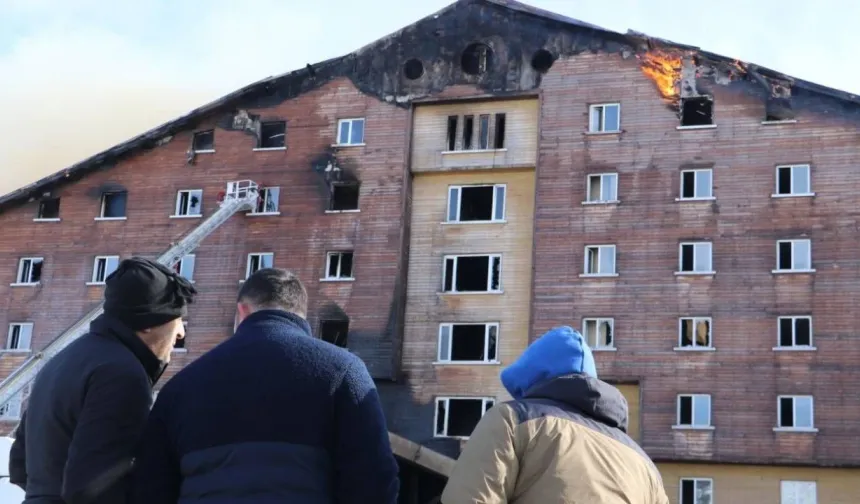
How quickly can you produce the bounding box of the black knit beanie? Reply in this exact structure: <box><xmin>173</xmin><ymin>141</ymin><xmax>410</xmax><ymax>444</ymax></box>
<box><xmin>103</xmin><ymin>257</ymin><xmax>198</xmax><ymax>331</ymax></box>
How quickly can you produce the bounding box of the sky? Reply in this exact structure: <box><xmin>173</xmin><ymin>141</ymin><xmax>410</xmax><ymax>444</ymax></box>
<box><xmin>1</xmin><ymin>0</ymin><xmax>858</xmax><ymax>195</ymax></box>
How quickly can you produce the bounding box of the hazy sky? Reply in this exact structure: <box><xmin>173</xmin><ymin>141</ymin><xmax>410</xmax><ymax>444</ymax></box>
<box><xmin>1</xmin><ymin>0</ymin><xmax>857</xmax><ymax>194</ymax></box>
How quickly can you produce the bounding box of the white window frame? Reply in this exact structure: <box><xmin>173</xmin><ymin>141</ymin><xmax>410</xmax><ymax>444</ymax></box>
<box><xmin>441</xmin><ymin>254</ymin><xmax>503</xmax><ymax>293</ymax></box>
<box><xmin>679</xmin><ymin>477</ymin><xmax>713</xmax><ymax>504</ymax></box>
<box><xmin>776</xmin><ymin>316</ymin><xmax>814</xmax><ymax>350</ymax></box>
<box><xmin>678</xmin><ymin>169</ymin><xmax>714</xmax><ymax>201</ymax></box>
<box><xmin>582</xmin><ymin>318</ymin><xmax>615</xmax><ymax>350</ymax></box>
<box><xmin>175</xmin><ymin>254</ymin><xmax>196</xmax><ymax>282</ymax></box>
<box><xmin>776</xmin><ymin>395</ymin><xmax>816</xmax><ymax>432</ymax></box>
<box><xmin>676</xmin><ymin>317</ymin><xmax>713</xmax><ymax>350</ymax></box>
<box><xmin>89</xmin><ymin>255</ymin><xmax>120</xmax><ymax>285</ymax></box>
<box><xmin>0</xmin><ymin>391</ymin><xmax>23</xmax><ymax>420</ymax></box>
<box><xmin>433</xmin><ymin>396</ymin><xmax>495</xmax><ymax>439</ymax></box>
<box><xmin>584</xmin><ymin>173</ymin><xmax>619</xmax><ymax>204</ymax></box>
<box><xmin>582</xmin><ymin>245</ymin><xmax>617</xmax><ymax>277</ymax></box>
<box><xmin>248</xmin><ymin>186</ymin><xmax>281</xmax><ymax>216</ymax></box>
<box><xmin>336</xmin><ymin>118</ymin><xmax>366</xmax><ymax>145</ymax></box>
<box><xmin>6</xmin><ymin>323</ymin><xmax>33</xmax><ymax>352</ymax></box>
<box><xmin>324</xmin><ymin>251</ymin><xmax>355</xmax><ymax>280</ymax></box>
<box><xmin>173</xmin><ymin>189</ymin><xmax>203</xmax><ymax>218</ymax></box>
<box><xmin>774</xmin><ymin>164</ymin><xmax>813</xmax><ymax>198</ymax></box>
<box><xmin>677</xmin><ymin>242</ymin><xmax>714</xmax><ymax>275</ymax></box>
<box><xmin>588</xmin><ymin>103</ymin><xmax>621</xmax><ymax>133</ymax></box>
<box><xmin>675</xmin><ymin>394</ymin><xmax>712</xmax><ymax>429</ymax></box>
<box><xmin>437</xmin><ymin>323</ymin><xmax>500</xmax><ymax>363</ymax></box>
<box><xmin>774</xmin><ymin>239</ymin><xmax>814</xmax><ymax>273</ymax></box>
<box><xmin>446</xmin><ymin>184</ymin><xmax>506</xmax><ymax>223</ymax></box>
<box><xmin>245</xmin><ymin>253</ymin><xmax>274</xmax><ymax>279</ymax></box>
<box><xmin>780</xmin><ymin>480</ymin><xmax>817</xmax><ymax>504</ymax></box>
<box><xmin>97</xmin><ymin>191</ymin><xmax>128</xmax><ymax>220</ymax></box>
<box><xmin>14</xmin><ymin>257</ymin><xmax>44</xmax><ymax>285</ymax></box>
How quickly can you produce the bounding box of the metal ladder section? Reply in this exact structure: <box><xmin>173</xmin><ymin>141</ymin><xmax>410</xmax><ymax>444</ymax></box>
<box><xmin>0</xmin><ymin>180</ymin><xmax>260</xmax><ymax>409</ymax></box>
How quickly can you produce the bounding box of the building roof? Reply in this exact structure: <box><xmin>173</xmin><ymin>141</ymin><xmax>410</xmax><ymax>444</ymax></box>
<box><xmin>1</xmin><ymin>0</ymin><xmax>858</xmax><ymax>212</ymax></box>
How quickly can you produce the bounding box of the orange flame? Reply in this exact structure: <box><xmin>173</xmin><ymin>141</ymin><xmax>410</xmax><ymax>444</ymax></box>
<box><xmin>638</xmin><ymin>51</ymin><xmax>682</xmax><ymax>101</ymax></box>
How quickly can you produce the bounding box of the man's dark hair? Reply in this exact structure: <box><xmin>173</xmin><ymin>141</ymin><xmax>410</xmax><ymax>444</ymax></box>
<box><xmin>237</xmin><ymin>268</ymin><xmax>308</xmax><ymax>316</ymax></box>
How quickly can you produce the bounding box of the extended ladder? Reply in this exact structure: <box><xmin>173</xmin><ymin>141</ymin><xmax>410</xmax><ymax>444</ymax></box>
<box><xmin>0</xmin><ymin>180</ymin><xmax>260</xmax><ymax>409</ymax></box>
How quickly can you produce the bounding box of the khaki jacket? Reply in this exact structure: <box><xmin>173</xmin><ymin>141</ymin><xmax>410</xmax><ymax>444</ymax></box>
<box><xmin>441</xmin><ymin>375</ymin><xmax>669</xmax><ymax>504</ymax></box>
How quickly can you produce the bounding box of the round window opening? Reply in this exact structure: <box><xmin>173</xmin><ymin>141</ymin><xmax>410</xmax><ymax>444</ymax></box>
<box><xmin>531</xmin><ymin>49</ymin><xmax>554</xmax><ymax>73</ymax></box>
<box><xmin>461</xmin><ymin>43</ymin><xmax>494</xmax><ymax>75</ymax></box>
<box><xmin>403</xmin><ymin>58</ymin><xmax>425</xmax><ymax>80</ymax></box>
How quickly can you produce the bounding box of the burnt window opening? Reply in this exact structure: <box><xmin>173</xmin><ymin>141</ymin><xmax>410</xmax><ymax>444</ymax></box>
<box><xmin>320</xmin><ymin>319</ymin><xmax>349</xmax><ymax>348</ymax></box>
<box><xmin>329</xmin><ymin>183</ymin><xmax>360</xmax><ymax>211</ymax></box>
<box><xmin>680</xmin><ymin>97</ymin><xmax>714</xmax><ymax>127</ymax></box>
<box><xmin>442</xmin><ymin>255</ymin><xmax>502</xmax><ymax>293</ymax></box>
<box><xmin>403</xmin><ymin>58</ymin><xmax>424</xmax><ymax>80</ymax></box>
<box><xmin>531</xmin><ymin>49</ymin><xmax>554</xmax><ymax>73</ymax></box>
<box><xmin>325</xmin><ymin>251</ymin><xmax>354</xmax><ymax>279</ymax></box>
<box><xmin>447</xmin><ymin>184</ymin><xmax>505</xmax><ymax>222</ymax></box>
<box><xmin>494</xmin><ymin>113</ymin><xmax>506</xmax><ymax>149</ymax></box>
<box><xmin>446</xmin><ymin>116</ymin><xmax>458</xmax><ymax>151</ymax></box>
<box><xmin>779</xmin><ymin>317</ymin><xmax>812</xmax><ymax>347</ymax></box>
<box><xmin>679</xmin><ymin>317</ymin><xmax>711</xmax><ymax>349</ymax></box>
<box><xmin>435</xmin><ymin>398</ymin><xmax>494</xmax><ymax>437</ymax></box>
<box><xmin>259</xmin><ymin>121</ymin><xmax>286</xmax><ymax>149</ymax></box>
<box><xmin>437</xmin><ymin>323</ymin><xmax>498</xmax><ymax>362</ymax></box>
<box><xmin>447</xmin><ymin>113</ymin><xmax>505</xmax><ymax>151</ymax></box>
<box><xmin>192</xmin><ymin>130</ymin><xmax>214</xmax><ymax>152</ymax></box>
<box><xmin>37</xmin><ymin>198</ymin><xmax>60</xmax><ymax>219</ymax></box>
<box><xmin>461</xmin><ymin>43</ymin><xmax>493</xmax><ymax>76</ymax></box>
<box><xmin>99</xmin><ymin>191</ymin><xmax>127</xmax><ymax>218</ymax></box>
<box><xmin>462</xmin><ymin>115</ymin><xmax>474</xmax><ymax>150</ymax></box>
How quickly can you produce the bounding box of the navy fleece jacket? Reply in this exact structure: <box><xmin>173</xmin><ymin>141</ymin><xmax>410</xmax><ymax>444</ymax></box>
<box><xmin>128</xmin><ymin>310</ymin><xmax>399</xmax><ymax>504</ymax></box>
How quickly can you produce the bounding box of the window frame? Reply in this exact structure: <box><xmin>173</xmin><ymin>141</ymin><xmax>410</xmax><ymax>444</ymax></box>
<box><xmin>174</xmin><ymin>254</ymin><xmax>196</xmax><ymax>282</ymax></box>
<box><xmin>678</xmin><ymin>168</ymin><xmax>714</xmax><ymax>201</ymax></box>
<box><xmin>433</xmin><ymin>396</ymin><xmax>495</xmax><ymax>439</ymax></box>
<box><xmin>676</xmin><ymin>317</ymin><xmax>713</xmax><ymax>350</ymax></box>
<box><xmin>776</xmin><ymin>395</ymin><xmax>816</xmax><ymax>431</ymax></box>
<box><xmin>584</xmin><ymin>173</ymin><xmax>619</xmax><ymax>204</ymax></box>
<box><xmin>677</xmin><ymin>242</ymin><xmax>714</xmax><ymax>275</ymax></box>
<box><xmin>582</xmin><ymin>244</ymin><xmax>617</xmax><ymax>277</ymax></box>
<box><xmin>97</xmin><ymin>191</ymin><xmax>128</xmax><ymax>220</ymax></box>
<box><xmin>327</xmin><ymin>182</ymin><xmax>360</xmax><ymax>212</ymax></box>
<box><xmin>774</xmin><ymin>164</ymin><xmax>812</xmax><ymax>198</ymax></box>
<box><xmin>256</xmin><ymin>121</ymin><xmax>287</xmax><ymax>150</ymax></box>
<box><xmin>6</xmin><ymin>322</ymin><xmax>33</xmax><ymax>352</ymax></box>
<box><xmin>245</xmin><ymin>253</ymin><xmax>274</xmax><ymax>279</ymax></box>
<box><xmin>446</xmin><ymin>184</ymin><xmax>507</xmax><ymax>223</ymax></box>
<box><xmin>675</xmin><ymin>393</ymin><xmax>713</xmax><ymax>429</ymax></box>
<box><xmin>679</xmin><ymin>477</ymin><xmax>714</xmax><ymax>504</ymax></box>
<box><xmin>191</xmin><ymin>129</ymin><xmax>215</xmax><ymax>153</ymax></box>
<box><xmin>35</xmin><ymin>197</ymin><xmax>61</xmax><ymax>221</ymax></box>
<box><xmin>774</xmin><ymin>239</ymin><xmax>814</xmax><ymax>273</ymax></box>
<box><xmin>0</xmin><ymin>391</ymin><xmax>23</xmax><ymax>420</ymax></box>
<box><xmin>89</xmin><ymin>255</ymin><xmax>120</xmax><ymax>285</ymax></box>
<box><xmin>248</xmin><ymin>186</ymin><xmax>281</xmax><ymax>216</ymax></box>
<box><xmin>324</xmin><ymin>251</ymin><xmax>355</xmax><ymax>280</ymax></box>
<box><xmin>436</xmin><ymin>322</ymin><xmax>500</xmax><ymax>363</ymax></box>
<box><xmin>336</xmin><ymin>118</ymin><xmax>366</xmax><ymax>146</ymax></box>
<box><xmin>14</xmin><ymin>257</ymin><xmax>44</xmax><ymax>286</ymax></box>
<box><xmin>441</xmin><ymin>254</ymin><xmax>503</xmax><ymax>294</ymax></box>
<box><xmin>588</xmin><ymin>103</ymin><xmax>621</xmax><ymax>133</ymax></box>
<box><xmin>776</xmin><ymin>316</ymin><xmax>814</xmax><ymax>350</ymax></box>
<box><xmin>780</xmin><ymin>480</ymin><xmax>817</xmax><ymax>504</ymax></box>
<box><xmin>173</xmin><ymin>189</ymin><xmax>203</xmax><ymax>218</ymax></box>
<box><xmin>582</xmin><ymin>317</ymin><xmax>615</xmax><ymax>350</ymax></box>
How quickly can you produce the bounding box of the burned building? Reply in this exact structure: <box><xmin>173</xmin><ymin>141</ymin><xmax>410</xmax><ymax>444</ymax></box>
<box><xmin>1</xmin><ymin>0</ymin><xmax>860</xmax><ymax>502</ymax></box>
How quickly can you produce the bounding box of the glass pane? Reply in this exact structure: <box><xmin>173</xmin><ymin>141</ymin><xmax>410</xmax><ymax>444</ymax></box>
<box><xmin>265</xmin><ymin>188</ymin><xmax>280</xmax><ymax>212</ymax></box>
<box><xmin>793</xmin><ymin>241</ymin><xmax>811</xmax><ymax>270</ymax></box>
<box><xmin>602</xmin><ymin>174</ymin><xmax>617</xmax><ymax>201</ymax></box>
<box><xmin>599</xmin><ymin>247</ymin><xmax>615</xmax><ymax>274</ymax></box>
<box><xmin>695</xmin><ymin>243</ymin><xmax>712</xmax><ymax>271</ymax></box>
<box><xmin>261</xmin><ymin>254</ymin><xmax>273</xmax><ymax>269</ymax></box>
<box><xmin>106</xmin><ymin>257</ymin><xmax>119</xmax><ymax>277</ymax></box>
<box><xmin>583</xmin><ymin>320</ymin><xmax>596</xmax><ymax>347</ymax></box>
<box><xmin>695</xmin><ymin>170</ymin><xmax>712</xmax><ymax>198</ymax></box>
<box><xmin>487</xmin><ymin>325</ymin><xmax>498</xmax><ymax>361</ymax></box>
<box><xmin>695</xmin><ymin>320</ymin><xmax>710</xmax><ymax>347</ymax></box>
<box><xmin>795</xmin><ymin>397</ymin><xmax>813</xmax><ymax>428</ymax></box>
<box><xmin>604</xmin><ymin>105</ymin><xmax>620</xmax><ymax>131</ymax></box>
<box><xmin>350</xmin><ymin>119</ymin><xmax>364</xmax><ymax>144</ymax></box>
<box><xmin>181</xmin><ymin>256</ymin><xmax>195</xmax><ymax>280</ymax></box>
<box><xmin>693</xmin><ymin>396</ymin><xmax>710</xmax><ymax>426</ymax></box>
<box><xmin>188</xmin><ymin>190</ymin><xmax>202</xmax><ymax>215</ymax></box>
<box><xmin>338</xmin><ymin>122</ymin><xmax>349</xmax><ymax>145</ymax></box>
<box><xmin>447</xmin><ymin>187</ymin><xmax>459</xmax><ymax>222</ymax></box>
<box><xmin>438</xmin><ymin>326</ymin><xmax>451</xmax><ymax>361</ymax></box>
<box><xmin>694</xmin><ymin>480</ymin><xmax>713</xmax><ymax>504</ymax></box>
<box><xmin>590</xmin><ymin>106</ymin><xmax>602</xmax><ymax>132</ymax></box>
<box><xmin>792</xmin><ymin>166</ymin><xmax>810</xmax><ymax>194</ymax></box>
<box><xmin>599</xmin><ymin>320</ymin><xmax>612</xmax><ymax>347</ymax></box>
<box><xmin>493</xmin><ymin>186</ymin><xmax>505</xmax><ymax>220</ymax></box>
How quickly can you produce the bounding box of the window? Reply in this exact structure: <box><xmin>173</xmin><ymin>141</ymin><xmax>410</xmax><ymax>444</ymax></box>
<box><xmin>251</xmin><ymin>187</ymin><xmax>280</xmax><ymax>215</ymax></box>
<box><xmin>777</xmin><ymin>396</ymin><xmax>815</xmax><ymax>430</ymax></box>
<box><xmin>583</xmin><ymin>245</ymin><xmax>616</xmax><ymax>276</ymax></box>
<box><xmin>15</xmin><ymin>257</ymin><xmax>43</xmax><ymax>285</ymax></box>
<box><xmin>173</xmin><ymin>255</ymin><xmax>195</xmax><ymax>282</ymax></box>
<box><xmin>99</xmin><ymin>191</ymin><xmax>127</xmax><ymax>218</ymax></box>
<box><xmin>447</xmin><ymin>185</ymin><xmax>506</xmax><ymax>222</ymax></box>
<box><xmin>463</xmin><ymin>115</ymin><xmax>474</xmax><ymax>150</ymax></box>
<box><xmin>494</xmin><ymin>113</ymin><xmax>506</xmax><ymax>149</ymax></box>
<box><xmin>678</xmin><ymin>317</ymin><xmax>712</xmax><ymax>349</ymax></box>
<box><xmin>775</xmin><ymin>164</ymin><xmax>811</xmax><ymax>196</ymax></box>
<box><xmin>36</xmin><ymin>198</ymin><xmax>60</xmax><ymax>220</ymax></box>
<box><xmin>586</xmin><ymin>173</ymin><xmax>618</xmax><ymax>203</ymax></box>
<box><xmin>246</xmin><ymin>253</ymin><xmax>273</xmax><ymax>278</ymax></box>
<box><xmin>776</xmin><ymin>239</ymin><xmax>812</xmax><ymax>272</ymax></box>
<box><xmin>0</xmin><ymin>392</ymin><xmax>23</xmax><ymax>420</ymax></box>
<box><xmin>678</xmin><ymin>242</ymin><xmax>713</xmax><ymax>274</ymax></box>
<box><xmin>478</xmin><ymin>114</ymin><xmax>490</xmax><ymax>149</ymax></box>
<box><xmin>174</xmin><ymin>189</ymin><xmax>203</xmax><ymax>217</ymax></box>
<box><xmin>676</xmin><ymin>394</ymin><xmax>711</xmax><ymax>428</ymax></box>
<box><xmin>259</xmin><ymin>121</ymin><xmax>286</xmax><ymax>149</ymax></box>
<box><xmin>679</xmin><ymin>478</ymin><xmax>713</xmax><ymax>504</ymax></box>
<box><xmin>6</xmin><ymin>323</ymin><xmax>33</xmax><ymax>351</ymax></box>
<box><xmin>91</xmin><ymin>256</ymin><xmax>120</xmax><ymax>284</ymax></box>
<box><xmin>582</xmin><ymin>318</ymin><xmax>614</xmax><ymax>349</ymax></box>
<box><xmin>437</xmin><ymin>323</ymin><xmax>499</xmax><ymax>363</ymax></box>
<box><xmin>442</xmin><ymin>255</ymin><xmax>502</xmax><ymax>293</ymax></box>
<box><xmin>680</xmin><ymin>97</ymin><xmax>714</xmax><ymax>127</ymax></box>
<box><xmin>777</xmin><ymin>317</ymin><xmax>812</xmax><ymax>349</ymax></box>
<box><xmin>445</xmin><ymin>113</ymin><xmax>506</xmax><ymax>151</ymax></box>
<box><xmin>679</xmin><ymin>169</ymin><xmax>713</xmax><ymax>200</ymax></box>
<box><xmin>446</xmin><ymin>116</ymin><xmax>458</xmax><ymax>151</ymax></box>
<box><xmin>434</xmin><ymin>397</ymin><xmax>494</xmax><ymax>438</ymax></box>
<box><xmin>589</xmin><ymin>103</ymin><xmax>620</xmax><ymax>133</ymax></box>
<box><xmin>192</xmin><ymin>130</ymin><xmax>214</xmax><ymax>152</ymax></box>
<box><xmin>781</xmin><ymin>481</ymin><xmax>816</xmax><ymax>504</ymax></box>
<box><xmin>319</xmin><ymin>319</ymin><xmax>349</xmax><ymax>348</ymax></box>
<box><xmin>325</xmin><ymin>251</ymin><xmax>354</xmax><ymax>280</ymax></box>
<box><xmin>329</xmin><ymin>183</ymin><xmax>359</xmax><ymax>211</ymax></box>
<box><xmin>337</xmin><ymin>118</ymin><xmax>365</xmax><ymax>145</ymax></box>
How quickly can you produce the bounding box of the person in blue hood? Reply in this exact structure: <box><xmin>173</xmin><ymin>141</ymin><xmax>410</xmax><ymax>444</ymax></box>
<box><xmin>441</xmin><ymin>326</ymin><xmax>669</xmax><ymax>504</ymax></box>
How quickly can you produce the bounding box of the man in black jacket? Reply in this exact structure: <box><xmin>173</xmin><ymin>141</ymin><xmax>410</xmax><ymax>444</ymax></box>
<box><xmin>9</xmin><ymin>257</ymin><xmax>196</xmax><ymax>504</ymax></box>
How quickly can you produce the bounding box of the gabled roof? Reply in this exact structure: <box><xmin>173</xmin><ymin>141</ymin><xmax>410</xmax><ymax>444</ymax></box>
<box><xmin>2</xmin><ymin>0</ymin><xmax>858</xmax><ymax>213</ymax></box>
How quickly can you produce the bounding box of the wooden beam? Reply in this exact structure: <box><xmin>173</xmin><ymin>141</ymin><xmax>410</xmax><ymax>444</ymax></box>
<box><xmin>389</xmin><ymin>432</ymin><xmax>455</xmax><ymax>477</ymax></box>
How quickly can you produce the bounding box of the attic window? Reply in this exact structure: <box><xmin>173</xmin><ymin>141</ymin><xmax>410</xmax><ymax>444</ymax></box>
<box><xmin>330</xmin><ymin>183</ymin><xmax>359</xmax><ymax>211</ymax></box>
<box><xmin>461</xmin><ymin>43</ymin><xmax>493</xmax><ymax>76</ymax></box>
<box><xmin>192</xmin><ymin>130</ymin><xmax>214</xmax><ymax>152</ymax></box>
<box><xmin>320</xmin><ymin>319</ymin><xmax>349</xmax><ymax>348</ymax></box>
<box><xmin>531</xmin><ymin>49</ymin><xmax>554</xmax><ymax>73</ymax></box>
<box><xmin>37</xmin><ymin>198</ymin><xmax>60</xmax><ymax>220</ymax></box>
<box><xmin>259</xmin><ymin>121</ymin><xmax>286</xmax><ymax>149</ymax></box>
<box><xmin>403</xmin><ymin>59</ymin><xmax>424</xmax><ymax>80</ymax></box>
<box><xmin>680</xmin><ymin>97</ymin><xmax>714</xmax><ymax>127</ymax></box>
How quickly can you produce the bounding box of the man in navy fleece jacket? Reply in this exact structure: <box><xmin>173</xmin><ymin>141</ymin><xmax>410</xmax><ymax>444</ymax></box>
<box><xmin>128</xmin><ymin>268</ymin><xmax>399</xmax><ymax>504</ymax></box>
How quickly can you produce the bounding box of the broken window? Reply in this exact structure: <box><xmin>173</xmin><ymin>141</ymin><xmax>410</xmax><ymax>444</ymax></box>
<box><xmin>478</xmin><ymin>114</ymin><xmax>490</xmax><ymax>149</ymax></box>
<box><xmin>325</xmin><ymin>251</ymin><xmax>354</xmax><ymax>280</ymax></box>
<box><xmin>680</xmin><ymin>478</ymin><xmax>713</xmax><ymax>504</ymax></box>
<box><xmin>589</xmin><ymin>103</ymin><xmax>620</xmax><ymax>133</ymax></box>
<box><xmin>776</xmin><ymin>239</ymin><xmax>812</xmax><ymax>271</ymax></box>
<box><xmin>447</xmin><ymin>184</ymin><xmax>505</xmax><ymax>222</ymax></box>
<box><xmin>192</xmin><ymin>130</ymin><xmax>215</xmax><ymax>152</ymax></box>
<box><xmin>329</xmin><ymin>183</ymin><xmax>360</xmax><ymax>211</ymax></box>
<box><xmin>778</xmin><ymin>395</ymin><xmax>814</xmax><ymax>429</ymax></box>
<box><xmin>15</xmin><ymin>257</ymin><xmax>43</xmax><ymax>285</ymax></box>
<box><xmin>584</xmin><ymin>245</ymin><xmax>616</xmax><ymax>276</ymax></box>
<box><xmin>678</xmin><ymin>242</ymin><xmax>713</xmax><ymax>273</ymax></box>
<box><xmin>781</xmin><ymin>481</ymin><xmax>817</xmax><ymax>504</ymax></box>
<box><xmin>582</xmin><ymin>318</ymin><xmax>613</xmax><ymax>349</ymax></box>
<box><xmin>437</xmin><ymin>323</ymin><xmax>498</xmax><ymax>362</ymax></box>
<box><xmin>91</xmin><ymin>255</ymin><xmax>120</xmax><ymax>284</ymax></box>
<box><xmin>679</xmin><ymin>169</ymin><xmax>713</xmax><ymax>200</ymax></box>
<box><xmin>319</xmin><ymin>319</ymin><xmax>349</xmax><ymax>348</ymax></box>
<box><xmin>679</xmin><ymin>317</ymin><xmax>711</xmax><ymax>349</ymax></box>
<box><xmin>775</xmin><ymin>164</ymin><xmax>811</xmax><ymax>196</ymax></box>
<box><xmin>337</xmin><ymin>118</ymin><xmax>365</xmax><ymax>145</ymax></box>
<box><xmin>99</xmin><ymin>191</ymin><xmax>127</xmax><ymax>218</ymax></box>
<box><xmin>462</xmin><ymin>115</ymin><xmax>474</xmax><ymax>150</ymax></box>
<box><xmin>446</xmin><ymin>116</ymin><xmax>458</xmax><ymax>151</ymax></box>
<box><xmin>531</xmin><ymin>49</ymin><xmax>554</xmax><ymax>73</ymax></box>
<box><xmin>251</xmin><ymin>187</ymin><xmax>280</xmax><ymax>214</ymax></box>
<box><xmin>494</xmin><ymin>113</ymin><xmax>506</xmax><ymax>149</ymax></box>
<box><xmin>680</xmin><ymin>97</ymin><xmax>714</xmax><ymax>127</ymax></box>
<box><xmin>6</xmin><ymin>323</ymin><xmax>33</xmax><ymax>351</ymax></box>
<box><xmin>778</xmin><ymin>316</ymin><xmax>812</xmax><ymax>348</ymax></box>
<box><xmin>259</xmin><ymin>121</ymin><xmax>286</xmax><ymax>149</ymax></box>
<box><xmin>586</xmin><ymin>173</ymin><xmax>618</xmax><ymax>203</ymax></box>
<box><xmin>37</xmin><ymin>198</ymin><xmax>60</xmax><ymax>220</ymax></box>
<box><xmin>174</xmin><ymin>189</ymin><xmax>203</xmax><ymax>217</ymax></box>
<box><xmin>676</xmin><ymin>394</ymin><xmax>711</xmax><ymax>427</ymax></box>
<box><xmin>461</xmin><ymin>43</ymin><xmax>493</xmax><ymax>76</ymax></box>
<box><xmin>173</xmin><ymin>254</ymin><xmax>195</xmax><ymax>282</ymax></box>
<box><xmin>435</xmin><ymin>397</ymin><xmax>494</xmax><ymax>438</ymax></box>
<box><xmin>442</xmin><ymin>255</ymin><xmax>502</xmax><ymax>293</ymax></box>
<box><xmin>246</xmin><ymin>253</ymin><xmax>273</xmax><ymax>278</ymax></box>
<box><xmin>0</xmin><ymin>392</ymin><xmax>23</xmax><ymax>420</ymax></box>
<box><xmin>446</xmin><ymin>113</ymin><xmax>505</xmax><ymax>151</ymax></box>
<box><xmin>403</xmin><ymin>59</ymin><xmax>425</xmax><ymax>80</ymax></box>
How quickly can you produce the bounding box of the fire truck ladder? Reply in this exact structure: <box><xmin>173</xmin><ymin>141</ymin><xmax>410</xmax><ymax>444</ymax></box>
<box><xmin>0</xmin><ymin>180</ymin><xmax>260</xmax><ymax>409</ymax></box>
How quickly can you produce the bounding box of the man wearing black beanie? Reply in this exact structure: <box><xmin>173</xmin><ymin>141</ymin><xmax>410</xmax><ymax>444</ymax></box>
<box><xmin>9</xmin><ymin>256</ymin><xmax>197</xmax><ymax>504</ymax></box>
